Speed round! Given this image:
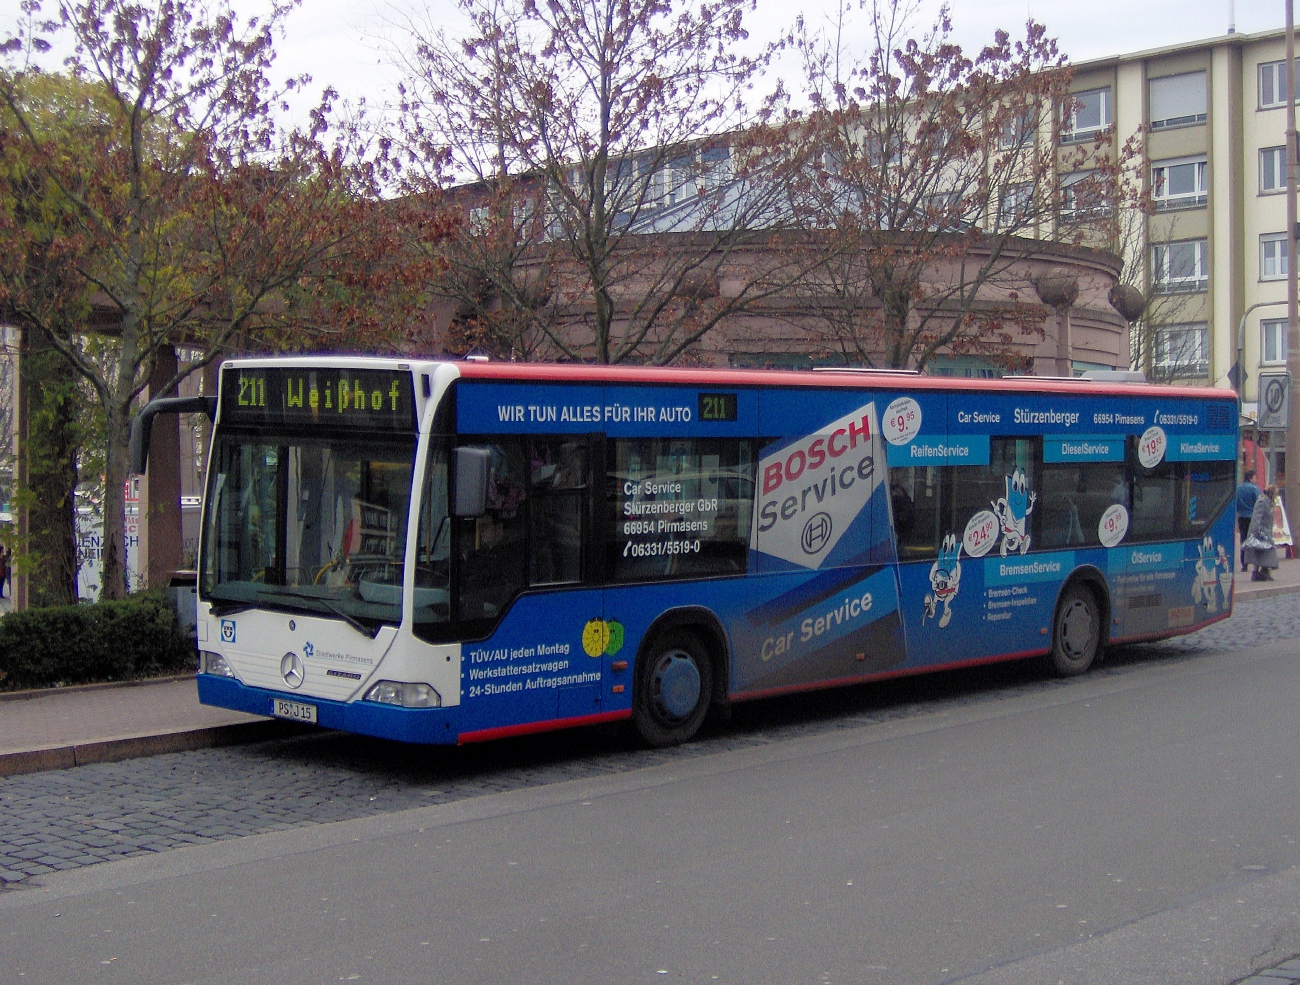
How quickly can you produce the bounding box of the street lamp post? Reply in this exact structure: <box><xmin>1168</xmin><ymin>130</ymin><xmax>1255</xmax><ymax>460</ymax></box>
<box><xmin>1236</xmin><ymin>299</ymin><xmax>1289</xmax><ymax>413</ymax></box>
<box><xmin>1285</xmin><ymin>0</ymin><xmax>1300</xmax><ymax>530</ymax></box>
<box><xmin>1241</xmin><ymin>299</ymin><xmax>1290</xmax><ymax>484</ymax></box>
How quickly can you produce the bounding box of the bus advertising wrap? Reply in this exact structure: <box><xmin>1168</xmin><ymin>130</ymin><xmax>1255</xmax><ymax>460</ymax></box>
<box><xmin>195</xmin><ymin>366</ymin><xmax>1240</xmax><ymax>748</ymax></box>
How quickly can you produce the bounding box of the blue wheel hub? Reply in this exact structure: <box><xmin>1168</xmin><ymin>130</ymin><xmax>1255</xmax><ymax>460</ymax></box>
<box><xmin>656</xmin><ymin>652</ymin><xmax>701</xmax><ymax>719</ymax></box>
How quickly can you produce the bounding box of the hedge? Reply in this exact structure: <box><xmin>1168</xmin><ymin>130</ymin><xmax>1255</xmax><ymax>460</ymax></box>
<box><xmin>0</xmin><ymin>591</ymin><xmax>196</xmax><ymax>691</ymax></box>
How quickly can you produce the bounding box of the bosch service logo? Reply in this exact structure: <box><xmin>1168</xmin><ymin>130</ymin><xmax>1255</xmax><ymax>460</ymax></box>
<box><xmin>801</xmin><ymin>512</ymin><xmax>833</xmax><ymax>555</ymax></box>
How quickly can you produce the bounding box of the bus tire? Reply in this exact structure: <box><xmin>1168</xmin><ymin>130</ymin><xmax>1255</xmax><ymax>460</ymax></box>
<box><xmin>633</xmin><ymin>629</ymin><xmax>714</xmax><ymax>747</ymax></box>
<box><xmin>1046</xmin><ymin>583</ymin><xmax>1101</xmax><ymax>677</ymax></box>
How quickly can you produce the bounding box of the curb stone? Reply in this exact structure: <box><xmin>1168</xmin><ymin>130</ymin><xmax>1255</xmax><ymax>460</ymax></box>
<box><xmin>0</xmin><ymin>719</ymin><xmax>311</xmax><ymax>778</ymax></box>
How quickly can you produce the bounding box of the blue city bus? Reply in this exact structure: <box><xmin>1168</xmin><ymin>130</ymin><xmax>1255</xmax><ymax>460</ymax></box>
<box><xmin>142</xmin><ymin>357</ymin><xmax>1239</xmax><ymax>747</ymax></box>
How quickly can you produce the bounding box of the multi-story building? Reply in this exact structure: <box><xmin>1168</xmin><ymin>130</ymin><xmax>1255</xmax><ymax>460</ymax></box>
<box><xmin>1067</xmin><ymin>28</ymin><xmax>1297</xmax><ymax>466</ymax></box>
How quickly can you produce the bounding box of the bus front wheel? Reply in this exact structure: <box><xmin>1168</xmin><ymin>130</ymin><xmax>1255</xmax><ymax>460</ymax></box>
<box><xmin>633</xmin><ymin>629</ymin><xmax>714</xmax><ymax>747</ymax></box>
<box><xmin>1046</xmin><ymin>583</ymin><xmax>1101</xmax><ymax>677</ymax></box>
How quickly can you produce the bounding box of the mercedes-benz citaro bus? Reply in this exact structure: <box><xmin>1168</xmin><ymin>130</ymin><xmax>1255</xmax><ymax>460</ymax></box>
<box><xmin>133</xmin><ymin>357</ymin><xmax>1239</xmax><ymax>747</ymax></box>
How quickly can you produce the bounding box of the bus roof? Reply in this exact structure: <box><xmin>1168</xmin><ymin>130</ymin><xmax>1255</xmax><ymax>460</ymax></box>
<box><xmin>453</xmin><ymin>360</ymin><xmax>1238</xmax><ymax>402</ymax></box>
<box><xmin>217</xmin><ymin>355</ymin><xmax>1236</xmax><ymax>402</ymax></box>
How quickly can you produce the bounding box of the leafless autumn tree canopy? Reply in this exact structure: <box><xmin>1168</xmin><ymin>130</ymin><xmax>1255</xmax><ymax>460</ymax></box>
<box><xmin>393</xmin><ymin>0</ymin><xmax>1147</xmax><ymax>371</ymax></box>
<box><xmin>774</xmin><ymin>0</ymin><xmax>1146</xmax><ymax>371</ymax></box>
<box><xmin>0</xmin><ymin>0</ymin><xmax>451</xmax><ymax>598</ymax></box>
<box><xmin>392</xmin><ymin>0</ymin><xmax>823</xmax><ymax>365</ymax></box>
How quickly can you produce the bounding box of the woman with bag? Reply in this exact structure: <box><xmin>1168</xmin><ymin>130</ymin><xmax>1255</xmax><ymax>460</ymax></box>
<box><xmin>1244</xmin><ymin>484</ymin><xmax>1281</xmax><ymax>581</ymax></box>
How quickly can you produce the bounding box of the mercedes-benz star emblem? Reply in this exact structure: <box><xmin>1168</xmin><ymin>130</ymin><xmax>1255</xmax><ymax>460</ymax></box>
<box><xmin>280</xmin><ymin>651</ymin><xmax>305</xmax><ymax>689</ymax></box>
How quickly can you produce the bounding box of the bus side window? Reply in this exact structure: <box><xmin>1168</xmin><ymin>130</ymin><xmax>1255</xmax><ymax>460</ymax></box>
<box><xmin>1038</xmin><ymin>460</ymin><xmax>1126</xmax><ymax>548</ymax></box>
<box><xmin>1184</xmin><ymin>460</ymin><xmax>1234</xmax><ymax>535</ymax></box>
<box><xmin>1130</xmin><ymin>445</ymin><xmax>1183</xmax><ymax>542</ymax></box>
<box><xmin>942</xmin><ymin>438</ymin><xmax>1038</xmax><ymax>553</ymax></box>
<box><xmin>457</xmin><ymin>440</ymin><xmax>529</xmax><ymax>621</ymax></box>
<box><xmin>607</xmin><ymin>437</ymin><xmax>755</xmax><ymax>582</ymax></box>
<box><xmin>412</xmin><ymin>441</ymin><xmax>451</xmax><ymax>635</ymax></box>
<box><xmin>891</xmin><ymin>465</ymin><xmax>945</xmax><ymax>560</ymax></box>
<box><xmin>452</xmin><ymin>436</ymin><xmax>591</xmax><ymax>625</ymax></box>
<box><xmin>529</xmin><ymin>438</ymin><xmax>587</xmax><ymax>586</ymax></box>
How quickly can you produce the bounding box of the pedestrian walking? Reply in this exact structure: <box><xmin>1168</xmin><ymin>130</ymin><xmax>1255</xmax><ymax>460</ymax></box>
<box><xmin>1244</xmin><ymin>484</ymin><xmax>1281</xmax><ymax>581</ymax></box>
<box><xmin>1236</xmin><ymin>470</ymin><xmax>1261</xmax><ymax>568</ymax></box>
<box><xmin>0</xmin><ymin>542</ymin><xmax>9</xmax><ymax>599</ymax></box>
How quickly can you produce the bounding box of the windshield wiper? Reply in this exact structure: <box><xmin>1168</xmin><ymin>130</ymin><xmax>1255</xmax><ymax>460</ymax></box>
<box><xmin>259</xmin><ymin>588</ymin><xmax>382</xmax><ymax>639</ymax></box>
<box><xmin>209</xmin><ymin>600</ymin><xmax>254</xmax><ymax>617</ymax></box>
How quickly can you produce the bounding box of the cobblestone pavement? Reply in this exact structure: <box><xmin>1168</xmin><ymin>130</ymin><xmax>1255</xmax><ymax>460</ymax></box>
<box><xmin>2</xmin><ymin>594</ymin><xmax>1298</xmax><ymax>896</ymax></box>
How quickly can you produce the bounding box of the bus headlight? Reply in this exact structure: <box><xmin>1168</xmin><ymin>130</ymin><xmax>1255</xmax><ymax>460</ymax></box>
<box><xmin>200</xmin><ymin>651</ymin><xmax>237</xmax><ymax>678</ymax></box>
<box><xmin>363</xmin><ymin>681</ymin><xmax>442</xmax><ymax>708</ymax></box>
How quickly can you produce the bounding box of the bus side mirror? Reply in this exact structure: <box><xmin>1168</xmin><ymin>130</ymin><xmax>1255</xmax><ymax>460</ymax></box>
<box><xmin>453</xmin><ymin>447</ymin><xmax>491</xmax><ymax>517</ymax></box>
<box><xmin>129</xmin><ymin>396</ymin><xmax>218</xmax><ymax>474</ymax></box>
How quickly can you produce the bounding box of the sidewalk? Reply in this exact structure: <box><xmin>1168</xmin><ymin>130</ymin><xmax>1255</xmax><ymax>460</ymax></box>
<box><xmin>1</xmin><ymin>559</ymin><xmax>1298</xmax><ymax>778</ymax></box>
<box><xmin>1235</xmin><ymin>554</ymin><xmax>1300</xmax><ymax>601</ymax></box>
<box><xmin>0</xmin><ymin>676</ymin><xmax>298</xmax><ymax>778</ymax></box>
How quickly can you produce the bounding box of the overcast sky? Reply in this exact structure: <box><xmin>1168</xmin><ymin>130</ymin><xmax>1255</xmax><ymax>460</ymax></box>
<box><xmin>260</xmin><ymin>0</ymin><xmax>1285</xmax><ymax>123</ymax></box>
<box><xmin>2</xmin><ymin>0</ymin><xmax>1289</xmax><ymax>124</ymax></box>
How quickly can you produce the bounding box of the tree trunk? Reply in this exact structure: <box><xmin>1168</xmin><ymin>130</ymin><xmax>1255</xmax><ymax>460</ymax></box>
<box><xmin>99</xmin><ymin>400</ymin><xmax>130</xmax><ymax>600</ymax></box>
<box><xmin>883</xmin><ymin>291</ymin><xmax>912</xmax><ymax>369</ymax></box>
<box><xmin>594</xmin><ymin>282</ymin><xmax>614</xmax><ymax>364</ymax></box>
<box><xmin>20</xmin><ymin>337</ymin><xmax>80</xmax><ymax>606</ymax></box>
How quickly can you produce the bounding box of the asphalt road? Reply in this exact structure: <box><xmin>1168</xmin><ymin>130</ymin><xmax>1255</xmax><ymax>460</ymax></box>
<box><xmin>4</xmin><ymin>599</ymin><xmax>1300</xmax><ymax>985</ymax></box>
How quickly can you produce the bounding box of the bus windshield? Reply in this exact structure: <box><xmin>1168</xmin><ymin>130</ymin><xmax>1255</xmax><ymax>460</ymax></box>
<box><xmin>200</xmin><ymin>431</ymin><xmax>417</xmax><ymax>628</ymax></box>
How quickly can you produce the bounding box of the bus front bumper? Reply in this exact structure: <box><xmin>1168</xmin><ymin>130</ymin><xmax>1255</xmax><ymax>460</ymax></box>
<box><xmin>197</xmin><ymin>674</ymin><xmax>460</xmax><ymax>745</ymax></box>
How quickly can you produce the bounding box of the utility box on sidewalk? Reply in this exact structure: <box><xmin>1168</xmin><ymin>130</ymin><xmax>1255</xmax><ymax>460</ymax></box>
<box><xmin>167</xmin><ymin>570</ymin><xmax>198</xmax><ymax>640</ymax></box>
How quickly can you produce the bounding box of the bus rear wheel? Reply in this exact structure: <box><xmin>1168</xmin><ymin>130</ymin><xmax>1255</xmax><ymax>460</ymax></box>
<box><xmin>633</xmin><ymin>629</ymin><xmax>713</xmax><ymax>747</ymax></box>
<box><xmin>1046</xmin><ymin>583</ymin><xmax>1101</xmax><ymax>677</ymax></box>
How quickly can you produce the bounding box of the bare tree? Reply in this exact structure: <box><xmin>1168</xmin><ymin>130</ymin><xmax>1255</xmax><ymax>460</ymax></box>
<box><xmin>0</xmin><ymin>0</ymin><xmax>436</xmax><ymax>597</ymax></box>
<box><xmin>394</xmin><ymin>0</ymin><xmax>812</xmax><ymax>365</ymax></box>
<box><xmin>777</xmin><ymin>0</ymin><xmax>1139</xmax><ymax>371</ymax></box>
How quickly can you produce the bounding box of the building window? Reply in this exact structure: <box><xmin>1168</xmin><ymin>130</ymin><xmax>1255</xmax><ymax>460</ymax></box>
<box><xmin>1260</xmin><ymin>59</ymin><xmax>1300</xmax><ymax>109</ymax></box>
<box><xmin>699</xmin><ymin>145</ymin><xmax>730</xmax><ymax>193</ymax></box>
<box><xmin>1262</xmin><ymin>146</ymin><xmax>1287</xmax><ymax>193</ymax></box>
<box><xmin>1062</xmin><ymin>88</ymin><xmax>1111</xmax><ymax>142</ymax></box>
<box><xmin>468</xmin><ymin>206</ymin><xmax>491</xmax><ymax>233</ymax></box>
<box><xmin>1154</xmin><ymin>323</ymin><xmax>1209</xmax><ymax>378</ymax></box>
<box><xmin>1151</xmin><ymin>239</ymin><xmax>1208</xmax><ymax>294</ymax></box>
<box><xmin>1152</xmin><ymin>156</ymin><xmax>1208</xmax><ymax>211</ymax></box>
<box><xmin>999</xmin><ymin>108</ymin><xmax>1038</xmax><ymax>149</ymax></box>
<box><xmin>1060</xmin><ymin>169</ymin><xmax>1110</xmax><ymax>217</ymax></box>
<box><xmin>926</xmin><ymin>356</ymin><xmax>1003</xmax><ymax>379</ymax></box>
<box><xmin>1149</xmin><ymin>72</ymin><xmax>1207</xmax><ymax>130</ymax></box>
<box><xmin>666</xmin><ymin>154</ymin><xmax>694</xmax><ymax>206</ymax></box>
<box><xmin>998</xmin><ymin>182</ymin><xmax>1034</xmax><ymax>228</ymax></box>
<box><xmin>1262</xmin><ymin>318</ymin><xmax>1289</xmax><ymax>365</ymax></box>
<box><xmin>729</xmin><ymin>352</ymin><xmax>815</xmax><ymax>370</ymax></box>
<box><xmin>1262</xmin><ymin>233</ymin><xmax>1290</xmax><ymax>280</ymax></box>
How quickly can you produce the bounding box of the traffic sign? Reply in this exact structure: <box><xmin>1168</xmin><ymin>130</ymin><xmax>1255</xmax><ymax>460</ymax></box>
<box><xmin>1257</xmin><ymin>371</ymin><xmax>1291</xmax><ymax>430</ymax></box>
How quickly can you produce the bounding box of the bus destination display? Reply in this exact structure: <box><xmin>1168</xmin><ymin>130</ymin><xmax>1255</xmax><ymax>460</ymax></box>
<box><xmin>697</xmin><ymin>392</ymin><xmax>737</xmax><ymax>422</ymax></box>
<box><xmin>222</xmin><ymin>367</ymin><xmax>416</xmax><ymax>430</ymax></box>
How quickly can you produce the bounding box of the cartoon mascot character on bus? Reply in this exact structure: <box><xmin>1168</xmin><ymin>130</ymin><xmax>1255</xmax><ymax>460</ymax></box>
<box><xmin>993</xmin><ymin>470</ymin><xmax>1036</xmax><ymax>557</ymax></box>
<box><xmin>924</xmin><ymin>534</ymin><xmax>962</xmax><ymax>628</ymax></box>
<box><xmin>1192</xmin><ymin>535</ymin><xmax>1231</xmax><ymax>614</ymax></box>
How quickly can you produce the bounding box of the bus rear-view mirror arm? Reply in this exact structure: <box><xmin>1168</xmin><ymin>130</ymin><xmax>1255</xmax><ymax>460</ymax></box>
<box><xmin>129</xmin><ymin>396</ymin><xmax>218</xmax><ymax>475</ymax></box>
<box><xmin>453</xmin><ymin>447</ymin><xmax>491</xmax><ymax>518</ymax></box>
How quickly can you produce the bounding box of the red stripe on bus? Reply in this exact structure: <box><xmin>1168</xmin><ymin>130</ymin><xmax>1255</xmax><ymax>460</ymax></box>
<box><xmin>458</xmin><ymin>709</ymin><xmax>633</xmax><ymax>745</ymax></box>
<box><xmin>730</xmin><ymin>647</ymin><xmax>1052</xmax><ymax>703</ymax></box>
